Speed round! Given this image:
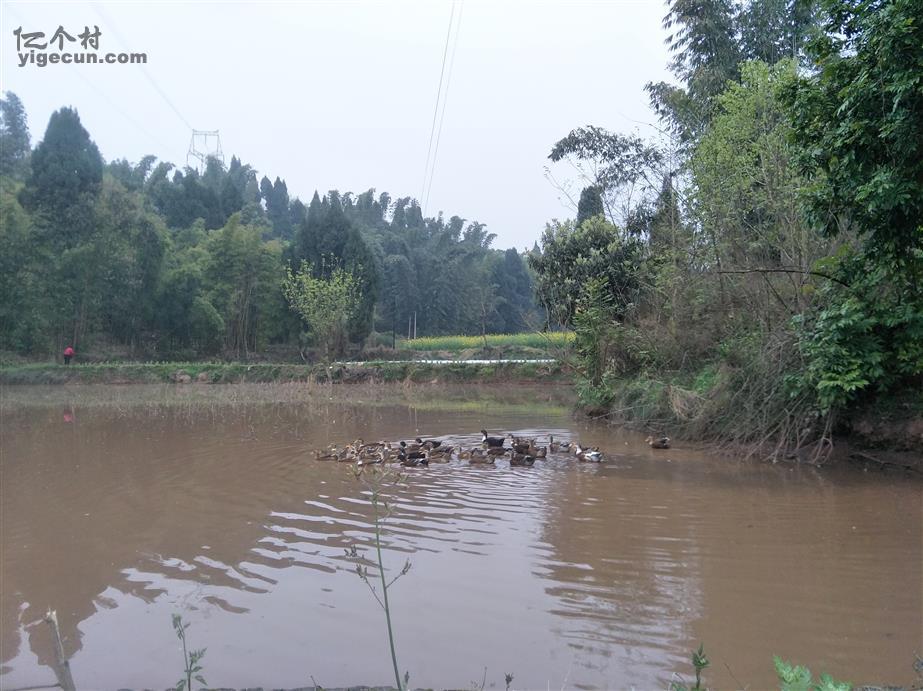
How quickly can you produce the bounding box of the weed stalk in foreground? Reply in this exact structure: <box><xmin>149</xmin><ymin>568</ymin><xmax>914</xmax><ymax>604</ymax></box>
<box><xmin>671</xmin><ymin>644</ymin><xmax>709</xmax><ymax>691</ymax></box>
<box><xmin>349</xmin><ymin>463</ymin><xmax>411</xmax><ymax>691</ymax></box>
<box><xmin>172</xmin><ymin>613</ymin><xmax>207</xmax><ymax>691</ymax></box>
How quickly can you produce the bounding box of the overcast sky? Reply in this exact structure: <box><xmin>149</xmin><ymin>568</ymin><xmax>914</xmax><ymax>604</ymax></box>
<box><xmin>0</xmin><ymin>1</ymin><xmax>671</xmax><ymax>250</ymax></box>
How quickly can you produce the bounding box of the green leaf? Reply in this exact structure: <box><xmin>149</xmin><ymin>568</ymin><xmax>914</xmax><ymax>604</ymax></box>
<box><xmin>774</xmin><ymin>656</ymin><xmax>813</xmax><ymax>691</ymax></box>
<box><xmin>813</xmin><ymin>673</ymin><xmax>851</xmax><ymax>691</ymax></box>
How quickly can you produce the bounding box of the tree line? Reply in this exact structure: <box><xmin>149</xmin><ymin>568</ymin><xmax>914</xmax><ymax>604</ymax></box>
<box><xmin>527</xmin><ymin>0</ymin><xmax>922</xmax><ymax>454</ymax></box>
<box><xmin>0</xmin><ymin>97</ymin><xmax>540</xmax><ymax>360</ymax></box>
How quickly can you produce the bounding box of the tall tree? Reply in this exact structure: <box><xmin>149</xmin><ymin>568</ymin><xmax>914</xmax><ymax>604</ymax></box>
<box><xmin>576</xmin><ymin>185</ymin><xmax>605</xmax><ymax>227</ymax></box>
<box><xmin>0</xmin><ymin>91</ymin><xmax>31</xmax><ymax>179</ymax></box>
<box><xmin>0</xmin><ymin>186</ymin><xmax>53</xmax><ymax>351</ymax></box>
<box><xmin>16</xmin><ymin>107</ymin><xmax>106</xmax><ymax>348</ymax></box>
<box><xmin>647</xmin><ymin>0</ymin><xmax>741</xmax><ymax>140</ymax></box>
<box><xmin>283</xmin><ymin>261</ymin><xmax>360</xmax><ymax>359</ymax></box>
<box><xmin>20</xmin><ymin>107</ymin><xmax>102</xmax><ymax>225</ymax></box>
<box><xmin>782</xmin><ymin>0</ymin><xmax>923</xmax><ymax>411</ymax></box>
<box><xmin>489</xmin><ymin>248</ymin><xmax>534</xmax><ymax>332</ymax></box>
<box><xmin>108</xmin><ymin>155</ymin><xmax>157</xmax><ymax>192</ymax></box>
<box><xmin>646</xmin><ymin>0</ymin><xmax>821</xmax><ymax>141</ymax></box>
<box><xmin>549</xmin><ymin>126</ymin><xmax>663</xmax><ymax>227</ymax></box>
<box><xmin>259</xmin><ymin>175</ymin><xmax>273</xmax><ymax>205</ymax></box>
<box><xmin>739</xmin><ymin>0</ymin><xmax>818</xmax><ymax>64</ymax></box>
<box><xmin>266</xmin><ymin>177</ymin><xmax>292</xmax><ymax>239</ymax></box>
<box><xmin>378</xmin><ymin>254</ymin><xmax>416</xmax><ymax>341</ymax></box>
<box><xmin>204</xmin><ymin>214</ymin><xmax>282</xmax><ymax>357</ymax></box>
<box><xmin>787</xmin><ymin>0</ymin><xmax>923</xmax><ymax>269</ymax></box>
<box><xmin>664</xmin><ymin>0</ymin><xmax>741</xmax><ymax>101</ymax></box>
<box><xmin>90</xmin><ymin>180</ymin><xmax>168</xmax><ymax>350</ymax></box>
<box><xmin>290</xmin><ymin>190</ymin><xmax>378</xmax><ymax>342</ymax></box>
<box><xmin>528</xmin><ymin>216</ymin><xmax>645</xmax><ymax>328</ymax></box>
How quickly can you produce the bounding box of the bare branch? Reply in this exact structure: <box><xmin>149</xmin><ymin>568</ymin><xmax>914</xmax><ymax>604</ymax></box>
<box><xmin>715</xmin><ymin>266</ymin><xmax>851</xmax><ymax>289</ymax></box>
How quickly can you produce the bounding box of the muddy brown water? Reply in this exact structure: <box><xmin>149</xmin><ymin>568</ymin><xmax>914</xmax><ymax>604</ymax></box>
<box><xmin>1</xmin><ymin>384</ymin><xmax>920</xmax><ymax>690</ymax></box>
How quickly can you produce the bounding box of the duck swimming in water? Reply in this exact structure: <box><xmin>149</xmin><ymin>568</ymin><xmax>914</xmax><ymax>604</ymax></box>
<box><xmin>509</xmin><ymin>453</ymin><xmax>536</xmax><ymax>467</ymax></box>
<box><xmin>527</xmin><ymin>440</ymin><xmax>547</xmax><ymax>458</ymax></box>
<box><xmin>575</xmin><ymin>444</ymin><xmax>603</xmax><ymax>462</ymax></box>
<box><xmin>357</xmin><ymin>451</ymin><xmax>385</xmax><ymax>467</ymax></box>
<box><xmin>464</xmin><ymin>448</ymin><xmax>495</xmax><ymax>465</ymax></box>
<box><xmin>416</xmin><ymin>437</ymin><xmax>443</xmax><ymax>449</ymax></box>
<box><xmin>512</xmin><ymin>437</ymin><xmax>533</xmax><ymax>454</ymax></box>
<box><xmin>646</xmin><ymin>436</ymin><xmax>671</xmax><ymax>449</ymax></box>
<box><xmin>481</xmin><ymin>430</ymin><xmax>506</xmax><ymax>447</ymax></box>
<box><xmin>399</xmin><ymin>449</ymin><xmax>429</xmax><ymax>467</ymax></box>
<box><xmin>315</xmin><ymin>445</ymin><xmax>341</xmax><ymax>461</ymax></box>
<box><xmin>400</xmin><ymin>444</ymin><xmax>427</xmax><ymax>460</ymax></box>
<box><xmin>425</xmin><ymin>447</ymin><xmax>453</xmax><ymax>462</ymax></box>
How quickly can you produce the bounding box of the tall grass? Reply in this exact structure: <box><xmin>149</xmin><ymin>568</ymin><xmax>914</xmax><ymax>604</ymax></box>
<box><xmin>398</xmin><ymin>332</ymin><xmax>573</xmax><ymax>352</ymax></box>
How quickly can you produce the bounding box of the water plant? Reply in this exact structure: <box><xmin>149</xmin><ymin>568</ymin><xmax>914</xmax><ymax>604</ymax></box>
<box><xmin>172</xmin><ymin>614</ymin><xmax>207</xmax><ymax>691</ymax></box>
<box><xmin>347</xmin><ymin>462</ymin><xmax>412</xmax><ymax>690</ymax></box>
<box><xmin>773</xmin><ymin>656</ymin><xmax>851</xmax><ymax>691</ymax></box>
<box><xmin>670</xmin><ymin>644</ymin><xmax>709</xmax><ymax>691</ymax></box>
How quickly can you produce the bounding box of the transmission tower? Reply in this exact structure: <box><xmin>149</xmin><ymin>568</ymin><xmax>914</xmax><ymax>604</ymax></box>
<box><xmin>186</xmin><ymin>129</ymin><xmax>225</xmax><ymax>171</ymax></box>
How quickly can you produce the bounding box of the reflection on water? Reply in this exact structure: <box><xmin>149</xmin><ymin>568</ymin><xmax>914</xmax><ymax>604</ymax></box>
<box><xmin>1</xmin><ymin>384</ymin><xmax>920</xmax><ymax>689</ymax></box>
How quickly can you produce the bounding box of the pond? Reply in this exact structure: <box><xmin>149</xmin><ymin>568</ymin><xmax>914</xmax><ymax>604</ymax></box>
<box><xmin>1</xmin><ymin>383</ymin><xmax>919</xmax><ymax>689</ymax></box>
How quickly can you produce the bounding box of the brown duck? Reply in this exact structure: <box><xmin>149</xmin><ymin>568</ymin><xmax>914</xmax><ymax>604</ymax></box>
<box><xmin>646</xmin><ymin>436</ymin><xmax>670</xmax><ymax>449</ymax></box>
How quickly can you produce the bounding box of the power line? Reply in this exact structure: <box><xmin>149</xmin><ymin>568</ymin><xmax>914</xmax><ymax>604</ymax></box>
<box><xmin>424</xmin><ymin>0</ymin><xmax>463</xmax><ymax>215</ymax></box>
<box><xmin>92</xmin><ymin>3</ymin><xmax>193</xmax><ymax>131</ymax></box>
<box><xmin>94</xmin><ymin>3</ymin><xmax>229</xmax><ymax>173</ymax></box>
<box><xmin>71</xmin><ymin>69</ymin><xmax>172</xmax><ymax>152</ymax></box>
<box><xmin>3</xmin><ymin>3</ymin><xmax>170</xmax><ymax>152</ymax></box>
<box><xmin>420</xmin><ymin>1</ymin><xmax>457</xmax><ymax>211</ymax></box>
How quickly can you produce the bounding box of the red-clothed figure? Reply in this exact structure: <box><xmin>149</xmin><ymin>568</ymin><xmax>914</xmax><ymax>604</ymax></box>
<box><xmin>63</xmin><ymin>345</ymin><xmax>75</xmax><ymax>365</ymax></box>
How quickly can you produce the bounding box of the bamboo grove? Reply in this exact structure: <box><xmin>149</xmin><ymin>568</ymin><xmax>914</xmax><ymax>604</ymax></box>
<box><xmin>0</xmin><ymin>100</ymin><xmax>540</xmax><ymax>359</ymax></box>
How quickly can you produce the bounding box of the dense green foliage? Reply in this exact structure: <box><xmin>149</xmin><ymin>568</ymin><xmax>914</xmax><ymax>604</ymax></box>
<box><xmin>647</xmin><ymin>0</ymin><xmax>817</xmax><ymax>142</ymax></box>
<box><xmin>282</xmin><ymin>261</ymin><xmax>360</xmax><ymax>359</ymax></box>
<box><xmin>785</xmin><ymin>0</ymin><xmax>923</xmax><ymax>413</ymax></box>
<box><xmin>0</xmin><ymin>93</ymin><xmax>540</xmax><ymax>360</ymax></box>
<box><xmin>787</xmin><ymin>0</ymin><xmax>923</xmax><ymax>266</ymax></box>
<box><xmin>529</xmin><ymin>216</ymin><xmax>644</xmax><ymax>327</ymax></box>
<box><xmin>773</xmin><ymin>656</ymin><xmax>851</xmax><ymax>691</ymax></box>
<box><xmin>531</xmin><ymin>0</ymin><xmax>923</xmax><ymax>455</ymax></box>
<box><xmin>0</xmin><ymin>92</ymin><xmax>30</xmax><ymax>178</ymax></box>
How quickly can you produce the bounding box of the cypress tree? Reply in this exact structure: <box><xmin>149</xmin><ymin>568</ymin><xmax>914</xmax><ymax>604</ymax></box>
<box><xmin>576</xmin><ymin>185</ymin><xmax>605</xmax><ymax>226</ymax></box>
<box><xmin>20</xmin><ymin>107</ymin><xmax>102</xmax><ymax>223</ymax></box>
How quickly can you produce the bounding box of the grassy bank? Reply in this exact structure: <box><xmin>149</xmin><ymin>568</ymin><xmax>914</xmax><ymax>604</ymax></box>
<box><xmin>583</xmin><ymin>364</ymin><xmax>923</xmax><ymax>460</ymax></box>
<box><xmin>0</xmin><ymin>359</ymin><xmax>568</xmax><ymax>386</ymax></box>
<box><xmin>0</xmin><ymin>332</ymin><xmax>571</xmax><ymax>368</ymax></box>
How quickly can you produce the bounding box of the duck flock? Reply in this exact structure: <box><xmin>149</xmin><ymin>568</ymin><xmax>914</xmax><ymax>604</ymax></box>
<box><xmin>314</xmin><ymin>430</ymin><xmax>670</xmax><ymax>468</ymax></box>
